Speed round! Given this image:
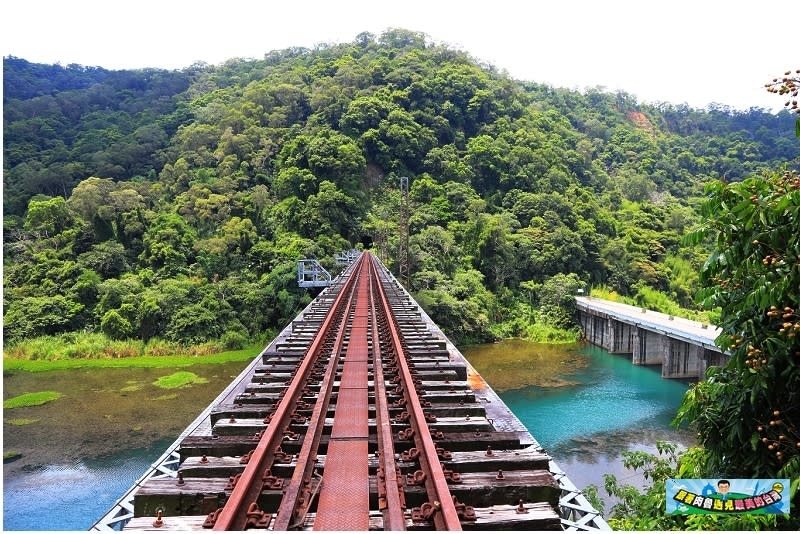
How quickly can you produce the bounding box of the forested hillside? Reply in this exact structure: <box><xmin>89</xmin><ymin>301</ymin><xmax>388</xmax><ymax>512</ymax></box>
<box><xmin>4</xmin><ymin>29</ymin><xmax>799</xmax><ymax>351</ymax></box>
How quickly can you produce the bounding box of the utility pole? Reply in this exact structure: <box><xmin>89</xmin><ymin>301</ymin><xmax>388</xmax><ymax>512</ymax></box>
<box><xmin>398</xmin><ymin>176</ymin><xmax>410</xmax><ymax>289</ymax></box>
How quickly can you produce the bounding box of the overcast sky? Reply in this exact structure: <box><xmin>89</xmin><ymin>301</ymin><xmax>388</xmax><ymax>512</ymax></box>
<box><xmin>3</xmin><ymin>0</ymin><xmax>796</xmax><ymax>112</ymax></box>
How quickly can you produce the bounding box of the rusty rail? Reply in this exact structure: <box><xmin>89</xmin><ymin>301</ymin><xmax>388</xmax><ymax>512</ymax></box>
<box><xmin>369</xmin><ymin>258</ymin><xmax>407</xmax><ymax>530</ymax></box>
<box><xmin>210</xmin><ymin>255</ymin><xmax>365</xmax><ymax>530</ymax></box>
<box><xmin>212</xmin><ymin>252</ymin><xmax>463</xmax><ymax>529</ymax></box>
<box><xmin>309</xmin><ymin>257</ymin><xmax>373</xmax><ymax>530</ymax></box>
<box><xmin>371</xmin><ymin>254</ymin><xmax>463</xmax><ymax>530</ymax></box>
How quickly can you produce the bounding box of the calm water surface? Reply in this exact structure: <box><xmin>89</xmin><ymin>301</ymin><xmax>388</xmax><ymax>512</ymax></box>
<box><xmin>2</xmin><ymin>360</ymin><xmax>251</xmax><ymax>531</ymax></box>
<box><xmin>462</xmin><ymin>339</ymin><xmax>695</xmax><ymax>505</ymax></box>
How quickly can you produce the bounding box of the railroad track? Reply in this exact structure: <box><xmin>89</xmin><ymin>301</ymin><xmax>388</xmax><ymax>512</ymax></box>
<box><xmin>125</xmin><ymin>252</ymin><xmax>562</xmax><ymax>530</ymax></box>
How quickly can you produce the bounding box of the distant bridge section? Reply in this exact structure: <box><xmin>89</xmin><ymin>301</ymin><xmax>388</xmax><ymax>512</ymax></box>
<box><xmin>575</xmin><ymin>297</ymin><xmax>729</xmax><ymax>379</ymax></box>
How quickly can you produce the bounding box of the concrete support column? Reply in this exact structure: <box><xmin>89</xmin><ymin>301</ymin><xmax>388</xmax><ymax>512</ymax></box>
<box><xmin>633</xmin><ymin>327</ymin><xmax>666</xmax><ymax>366</ymax></box>
<box><xmin>603</xmin><ymin>317</ymin><xmax>615</xmax><ymax>353</ymax></box>
<box><xmin>610</xmin><ymin>321</ymin><xmax>633</xmax><ymax>354</ymax></box>
<box><xmin>663</xmin><ymin>339</ymin><xmax>705</xmax><ymax>378</ymax></box>
<box><xmin>585</xmin><ymin>314</ymin><xmax>605</xmax><ymax>348</ymax></box>
<box><xmin>697</xmin><ymin>350</ymin><xmax>709</xmax><ymax>379</ymax></box>
<box><xmin>632</xmin><ymin>326</ymin><xmax>644</xmax><ymax>365</ymax></box>
<box><xmin>662</xmin><ymin>338</ymin><xmax>677</xmax><ymax>377</ymax></box>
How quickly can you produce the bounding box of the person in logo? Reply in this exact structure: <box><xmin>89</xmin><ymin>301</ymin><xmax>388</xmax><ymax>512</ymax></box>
<box><xmin>716</xmin><ymin>480</ymin><xmax>731</xmax><ymax>500</ymax></box>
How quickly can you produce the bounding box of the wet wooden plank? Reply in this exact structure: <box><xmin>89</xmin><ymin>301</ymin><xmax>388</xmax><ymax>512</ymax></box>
<box><xmin>401</xmin><ymin>470</ymin><xmax>561</xmax><ymax>508</ymax></box>
<box><xmin>463</xmin><ymin>502</ymin><xmax>562</xmax><ymax>531</ymax></box>
<box><xmin>124</xmin><ymin>515</ymin><xmax>208</xmax><ymax>530</ymax></box>
<box><xmin>179</xmin><ymin>431</ymin><xmax>524</xmax><ymax>459</ymax></box>
<box><xmin>134</xmin><ymin>471</ymin><xmax>558</xmax><ymax>519</ymax></box>
<box><xmin>178</xmin><ymin>446</ymin><xmax>548</xmax><ymax>480</ymax></box>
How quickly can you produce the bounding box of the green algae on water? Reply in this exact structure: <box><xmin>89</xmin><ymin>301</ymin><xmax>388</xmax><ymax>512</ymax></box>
<box><xmin>4</xmin><ymin>451</ymin><xmax>22</xmax><ymax>462</ymax></box>
<box><xmin>3</xmin><ymin>391</ymin><xmax>62</xmax><ymax>409</ymax></box>
<box><xmin>462</xmin><ymin>339</ymin><xmax>589</xmax><ymax>392</ymax></box>
<box><xmin>120</xmin><ymin>380</ymin><xmax>145</xmax><ymax>392</ymax></box>
<box><xmin>153</xmin><ymin>371</ymin><xmax>208</xmax><ymax>389</ymax></box>
<box><xmin>5</xmin><ymin>418</ymin><xmax>40</xmax><ymax>425</ymax></box>
<box><xmin>151</xmin><ymin>393</ymin><xmax>179</xmax><ymax>401</ymax></box>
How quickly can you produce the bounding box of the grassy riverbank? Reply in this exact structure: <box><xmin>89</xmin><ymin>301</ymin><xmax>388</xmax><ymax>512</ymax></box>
<box><xmin>490</xmin><ymin>321</ymin><xmax>582</xmax><ymax>344</ymax></box>
<box><xmin>2</xmin><ymin>329</ymin><xmax>277</xmax><ymax>372</ymax></box>
<box><xmin>4</xmin><ymin>341</ymin><xmax>262</xmax><ymax>373</ymax></box>
<box><xmin>488</xmin><ymin>302</ymin><xmax>583</xmax><ymax>344</ymax></box>
<box><xmin>3</xmin><ymin>346</ymin><xmax>260</xmax><ymax>372</ymax></box>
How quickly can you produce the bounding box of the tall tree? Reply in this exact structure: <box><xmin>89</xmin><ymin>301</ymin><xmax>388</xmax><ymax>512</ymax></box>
<box><xmin>676</xmin><ymin>170</ymin><xmax>800</xmax><ymax>521</ymax></box>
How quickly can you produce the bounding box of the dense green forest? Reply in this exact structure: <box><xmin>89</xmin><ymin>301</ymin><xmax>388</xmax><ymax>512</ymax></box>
<box><xmin>4</xmin><ymin>29</ymin><xmax>799</xmax><ymax>352</ymax></box>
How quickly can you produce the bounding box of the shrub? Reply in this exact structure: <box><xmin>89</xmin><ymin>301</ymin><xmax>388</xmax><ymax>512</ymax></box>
<box><xmin>3</xmin><ymin>295</ymin><xmax>84</xmax><ymax>342</ymax></box>
<box><xmin>100</xmin><ymin>309</ymin><xmax>134</xmax><ymax>340</ymax></box>
<box><xmin>221</xmin><ymin>329</ymin><xmax>248</xmax><ymax>350</ymax></box>
<box><xmin>143</xmin><ymin>338</ymin><xmax>182</xmax><ymax>356</ymax></box>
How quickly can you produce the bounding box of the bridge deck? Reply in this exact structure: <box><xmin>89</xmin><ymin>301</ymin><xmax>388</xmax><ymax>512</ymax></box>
<box><xmin>93</xmin><ymin>257</ymin><xmax>609</xmax><ymax>531</ymax></box>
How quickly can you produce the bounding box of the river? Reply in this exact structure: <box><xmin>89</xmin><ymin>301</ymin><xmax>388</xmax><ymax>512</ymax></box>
<box><xmin>2</xmin><ymin>361</ymin><xmax>252</xmax><ymax>531</ymax></box>
<box><xmin>2</xmin><ymin>340</ymin><xmax>693</xmax><ymax>530</ymax></box>
<box><xmin>462</xmin><ymin>339</ymin><xmax>696</xmax><ymax>509</ymax></box>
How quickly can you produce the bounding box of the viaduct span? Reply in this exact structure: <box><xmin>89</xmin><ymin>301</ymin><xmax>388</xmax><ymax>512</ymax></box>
<box><xmin>576</xmin><ymin>296</ymin><xmax>728</xmax><ymax>379</ymax></box>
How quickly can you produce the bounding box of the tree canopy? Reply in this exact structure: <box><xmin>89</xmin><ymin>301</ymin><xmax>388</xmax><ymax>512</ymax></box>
<box><xmin>3</xmin><ymin>32</ymin><xmax>799</xmax><ymax>348</ymax></box>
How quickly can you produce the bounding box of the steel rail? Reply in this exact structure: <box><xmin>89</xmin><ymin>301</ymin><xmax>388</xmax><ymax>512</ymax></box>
<box><xmin>368</xmin><ymin>255</ymin><xmax>407</xmax><ymax>530</ymax></box>
<box><xmin>272</xmin><ymin>256</ymin><xmax>366</xmax><ymax>530</ymax></box>
<box><xmin>211</xmin><ymin>254</ymin><xmax>365</xmax><ymax>531</ymax></box>
<box><xmin>310</xmin><ymin>255</ymin><xmax>373</xmax><ymax>530</ymax></box>
<box><xmin>371</xmin><ymin>254</ymin><xmax>463</xmax><ymax>530</ymax></box>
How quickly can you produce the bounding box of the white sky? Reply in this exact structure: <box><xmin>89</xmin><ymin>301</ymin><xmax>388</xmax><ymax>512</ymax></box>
<box><xmin>2</xmin><ymin>0</ymin><xmax>797</xmax><ymax>112</ymax></box>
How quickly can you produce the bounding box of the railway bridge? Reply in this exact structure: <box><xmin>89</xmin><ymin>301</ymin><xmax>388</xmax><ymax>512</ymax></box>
<box><xmin>93</xmin><ymin>253</ymin><xmax>608</xmax><ymax>531</ymax></box>
<box><xmin>576</xmin><ymin>296</ymin><xmax>728</xmax><ymax>379</ymax></box>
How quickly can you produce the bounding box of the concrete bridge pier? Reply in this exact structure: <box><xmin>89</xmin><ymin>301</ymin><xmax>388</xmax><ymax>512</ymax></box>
<box><xmin>633</xmin><ymin>327</ymin><xmax>727</xmax><ymax>379</ymax></box>
<box><xmin>609</xmin><ymin>320</ymin><xmax>634</xmax><ymax>354</ymax></box>
<box><xmin>579</xmin><ymin>315</ymin><xmax>634</xmax><ymax>354</ymax></box>
<box><xmin>632</xmin><ymin>327</ymin><xmax>667</xmax><ymax>366</ymax></box>
<box><xmin>579</xmin><ymin>313</ymin><xmax>605</xmax><ymax>349</ymax></box>
<box><xmin>662</xmin><ymin>338</ymin><xmax>703</xmax><ymax>378</ymax></box>
<box><xmin>666</xmin><ymin>344</ymin><xmax>728</xmax><ymax>380</ymax></box>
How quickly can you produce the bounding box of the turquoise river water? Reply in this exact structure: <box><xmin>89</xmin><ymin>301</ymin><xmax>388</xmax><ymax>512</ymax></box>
<box><xmin>3</xmin><ymin>340</ymin><xmax>693</xmax><ymax>530</ymax></box>
<box><xmin>461</xmin><ymin>339</ymin><xmax>695</xmax><ymax>509</ymax></box>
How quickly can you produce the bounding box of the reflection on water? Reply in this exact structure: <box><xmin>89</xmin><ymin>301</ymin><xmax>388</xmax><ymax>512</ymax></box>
<box><xmin>3</xmin><ymin>439</ymin><xmax>173</xmax><ymax>531</ymax></box>
<box><xmin>461</xmin><ymin>339</ymin><xmax>590</xmax><ymax>390</ymax></box>
<box><xmin>463</xmin><ymin>340</ymin><xmax>695</xmax><ymax>508</ymax></box>
<box><xmin>2</xmin><ymin>360</ymin><xmax>251</xmax><ymax>530</ymax></box>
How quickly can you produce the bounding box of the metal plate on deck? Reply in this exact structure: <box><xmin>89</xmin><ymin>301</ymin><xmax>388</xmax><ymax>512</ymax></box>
<box><xmin>343</xmin><ymin>348</ymin><xmax>369</xmax><ymax>362</ymax></box>
<box><xmin>314</xmin><ymin>440</ymin><xmax>370</xmax><ymax>531</ymax></box>
<box><xmin>339</xmin><ymin>360</ymin><xmax>369</xmax><ymax>388</ymax></box>
<box><xmin>347</xmin><ymin>318</ymin><xmax>369</xmax><ymax>358</ymax></box>
<box><xmin>331</xmin><ymin>388</ymin><xmax>369</xmax><ymax>438</ymax></box>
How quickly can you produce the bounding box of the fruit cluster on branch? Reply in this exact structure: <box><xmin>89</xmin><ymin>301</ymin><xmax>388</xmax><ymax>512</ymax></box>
<box><xmin>765</xmin><ymin>69</ymin><xmax>800</xmax><ymax>114</ymax></box>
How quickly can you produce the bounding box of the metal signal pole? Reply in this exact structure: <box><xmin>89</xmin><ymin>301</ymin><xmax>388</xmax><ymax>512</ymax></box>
<box><xmin>398</xmin><ymin>176</ymin><xmax>410</xmax><ymax>289</ymax></box>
